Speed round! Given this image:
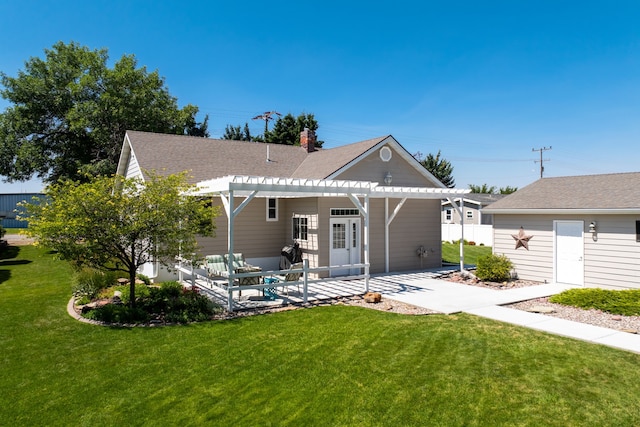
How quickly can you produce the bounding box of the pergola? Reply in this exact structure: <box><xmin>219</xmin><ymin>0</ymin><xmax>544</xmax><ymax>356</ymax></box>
<box><xmin>191</xmin><ymin>175</ymin><xmax>470</xmax><ymax>310</ymax></box>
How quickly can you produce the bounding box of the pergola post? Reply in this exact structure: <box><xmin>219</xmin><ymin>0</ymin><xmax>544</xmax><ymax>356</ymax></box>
<box><xmin>227</xmin><ymin>190</ymin><xmax>235</xmax><ymax>311</ymax></box>
<box><xmin>364</xmin><ymin>194</ymin><xmax>370</xmax><ymax>292</ymax></box>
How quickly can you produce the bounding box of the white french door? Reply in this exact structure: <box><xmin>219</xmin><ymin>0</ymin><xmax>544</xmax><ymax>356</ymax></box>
<box><xmin>329</xmin><ymin>218</ymin><xmax>361</xmax><ymax>277</ymax></box>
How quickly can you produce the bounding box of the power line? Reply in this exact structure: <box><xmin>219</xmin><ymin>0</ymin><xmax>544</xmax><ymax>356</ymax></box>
<box><xmin>532</xmin><ymin>146</ymin><xmax>552</xmax><ymax>178</ymax></box>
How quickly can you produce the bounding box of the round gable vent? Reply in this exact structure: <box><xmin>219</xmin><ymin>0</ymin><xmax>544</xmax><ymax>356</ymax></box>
<box><xmin>380</xmin><ymin>146</ymin><xmax>392</xmax><ymax>162</ymax></box>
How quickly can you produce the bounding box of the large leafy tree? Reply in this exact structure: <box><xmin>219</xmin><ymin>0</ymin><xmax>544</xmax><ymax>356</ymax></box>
<box><xmin>21</xmin><ymin>172</ymin><xmax>217</xmax><ymax>309</ymax></box>
<box><xmin>414</xmin><ymin>150</ymin><xmax>455</xmax><ymax>188</ymax></box>
<box><xmin>0</xmin><ymin>41</ymin><xmax>208</xmax><ymax>184</ymax></box>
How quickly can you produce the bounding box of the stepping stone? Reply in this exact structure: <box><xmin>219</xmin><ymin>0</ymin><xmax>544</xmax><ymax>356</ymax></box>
<box><xmin>526</xmin><ymin>305</ymin><xmax>555</xmax><ymax>314</ymax></box>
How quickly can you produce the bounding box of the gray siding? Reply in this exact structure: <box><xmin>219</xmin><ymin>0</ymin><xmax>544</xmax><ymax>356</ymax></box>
<box><xmin>494</xmin><ymin>214</ymin><xmax>640</xmax><ymax>289</ymax></box>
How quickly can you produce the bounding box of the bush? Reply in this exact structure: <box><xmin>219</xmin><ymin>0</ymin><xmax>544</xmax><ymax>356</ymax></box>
<box><xmin>85</xmin><ymin>304</ymin><xmax>149</xmax><ymax>323</ymax></box>
<box><xmin>115</xmin><ymin>283</ymin><xmax>151</xmax><ymax>305</ymax></box>
<box><xmin>73</xmin><ymin>269</ymin><xmax>117</xmax><ymax>301</ymax></box>
<box><xmin>0</xmin><ymin>225</ymin><xmax>5</xmax><ymax>239</ymax></box>
<box><xmin>136</xmin><ymin>273</ymin><xmax>152</xmax><ymax>286</ymax></box>
<box><xmin>468</xmin><ymin>241</ymin><xmax>476</xmax><ymax>246</ymax></box>
<box><xmin>550</xmin><ymin>288</ymin><xmax>640</xmax><ymax>316</ymax></box>
<box><xmin>476</xmin><ymin>254</ymin><xmax>513</xmax><ymax>282</ymax></box>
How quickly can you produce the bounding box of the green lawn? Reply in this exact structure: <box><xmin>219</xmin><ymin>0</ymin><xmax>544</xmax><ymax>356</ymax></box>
<box><xmin>3</xmin><ymin>246</ymin><xmax>640</xmax><ymax>425</ymax></box>
<box><xmin>442</xmin><ymin>242</ymin><xmax>492</xmax><ymax>265</ymax></box>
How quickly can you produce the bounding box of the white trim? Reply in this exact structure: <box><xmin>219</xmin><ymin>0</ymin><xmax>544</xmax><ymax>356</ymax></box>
<box><xmin>266</xmin><ymin>197</ymin><xmax>278</xmax><ymax>221</ymax></box>
<box><xmin>379</xmin><ymin>146</ymin><xmax>392</xmax><ymax>162</ymax></box>
<box><xmin>484</xmin><ymin>208</ymin><xmax>640</xmax><ymax>215</ymax></box>
<box><xmin>325</xmin><ymin>136</ymin><xmax>446</xmax><ymax>188</ymax></box>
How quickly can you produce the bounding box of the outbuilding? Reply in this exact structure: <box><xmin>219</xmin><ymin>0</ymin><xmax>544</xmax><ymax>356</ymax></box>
<box><xmin>484</xmin><ymin>172</ymin><xmax>640</xmax><ymax>289</ymax></box>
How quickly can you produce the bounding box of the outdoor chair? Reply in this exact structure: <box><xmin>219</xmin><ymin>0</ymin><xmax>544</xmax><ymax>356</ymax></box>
<box><xmin>224</xmin><ymin>253</ymin><xmax>262</xmax><ymax>295</ymax></box>
<box><xmin>204</xmin><ymin>255</ymin><xmax>227</xmax><ymax>278</ymax></box>
<box><xmin>264</xmin><ymin>262</ymin><xmax>303</xmax><ymax>299</ymax></box>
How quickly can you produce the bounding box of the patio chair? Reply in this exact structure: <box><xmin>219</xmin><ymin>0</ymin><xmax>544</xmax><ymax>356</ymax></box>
<box><xmin>204</xmin><ymin>255</ymin><xmax>227</xmax><ymax>278</ymax></box>
<box><xmin>224</xmin><ymin>253</ymin><xmax>247</xmax><ymax>271</ymax></box>
<box><xmin>264</xmin><ymin>262</ymin><xmax>303</xmax><ymax>299</ymax></box>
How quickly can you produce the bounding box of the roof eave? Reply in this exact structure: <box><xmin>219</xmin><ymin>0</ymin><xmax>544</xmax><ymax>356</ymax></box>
<box><xmin>484</xmin><ymin>208</ymin><xmax>640</xmax><ymax>215</ymax></box>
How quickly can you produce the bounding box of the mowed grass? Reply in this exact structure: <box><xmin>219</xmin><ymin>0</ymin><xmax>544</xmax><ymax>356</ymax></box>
<box><xmin>3</xmin><ymin>246</ymin><xmax>640</xmax><ymax>425</ymax></box>
<box><xmin>442</xmin><ymin>242</ymin><xmax>492</xmax><ymax>266</ymax></box>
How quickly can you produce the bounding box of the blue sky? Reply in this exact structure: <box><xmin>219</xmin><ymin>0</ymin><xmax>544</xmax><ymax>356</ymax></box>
<box><xmin>1</xmin><ymin>0</ymin><xmax>639</xmax><ymax>193</ymax></box>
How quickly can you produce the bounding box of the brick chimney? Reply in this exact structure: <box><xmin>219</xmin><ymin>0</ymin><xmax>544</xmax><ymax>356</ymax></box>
<box><xmin>300</xmin><ymin>128</ymin><xmax>316</xmax><ymax>153</ymax></box>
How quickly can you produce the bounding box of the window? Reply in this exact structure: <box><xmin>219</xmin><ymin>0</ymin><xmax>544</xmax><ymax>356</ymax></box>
<box><xmin>330</xmin><ymin>208</ymin><xmax>360</xmax><ymax>216</ymax></box>
<box><xmin>293</xmin><ymin>217</ymin><xmax>308</xmax><ymax>241</ymax></box>
<box><xmin>466</xmin><ymin>210</ymin><xmax>473</xmax><ymax>219</ymax></box>
<box><xmin>266</xmin><ymin>198</ymin><xmax>278</xmax><ymax>221</ymax></box>
<box><xmin>445</xmin><ymin>209</ymin><xmax>452</xmax><ymax>221</ymax></box>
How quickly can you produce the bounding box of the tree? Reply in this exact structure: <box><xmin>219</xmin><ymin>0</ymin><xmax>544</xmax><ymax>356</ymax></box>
<box><xmin>0</xmin><ymin>41</ymin><xmax>208</xmax><ymax>184</ymax></box>
<box><xmin>21</xmin><ymin>172</ymin><xmax>217</xmax><ymax>309</ymax></box>
<box><xmin>223</xmin><ymin>122</ymin><xmax>253</xmax><ymax>141</ymax></box>
<box><xmin>414</xmin><ymin>150</ymin><xmax>455</xmax><ymax>188</ymax></box>
<box><xmin>237</xmin><ymin>112</ymin><xmax>324</xmax><ymax>147</ymax></box>
<box><xmin>499</xmin><ymin>186</ymin><xmax>518</xmax><ymax>194</ymax></box>
<box><xmin>468</xmin><ymin>183</ymin><xmax>497</xmax><ymax>194</ymax></box>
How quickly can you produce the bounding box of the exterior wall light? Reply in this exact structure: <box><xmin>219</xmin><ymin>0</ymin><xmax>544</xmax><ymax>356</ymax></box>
<box><xmin>589</xmin><ymin>221</ymin><xmax>597</xmax><ymax>233</ymax></box>
<box><xmin>384</xmin><ymin>172</ymin><xmax>392</xmax><ymax>186</ymax></box>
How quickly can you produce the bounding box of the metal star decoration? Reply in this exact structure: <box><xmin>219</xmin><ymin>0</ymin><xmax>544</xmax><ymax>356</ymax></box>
<box><xmin>512</xmin><ymin>227</ymin><xmax>533</xmax><ymax>250</ymax></box>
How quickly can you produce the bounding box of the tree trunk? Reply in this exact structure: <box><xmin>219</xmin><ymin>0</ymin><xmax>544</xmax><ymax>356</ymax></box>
<box><xmin>129</xmin><ymin>268</ymin><xmax>137</xmax><ymax>310</ymax></box>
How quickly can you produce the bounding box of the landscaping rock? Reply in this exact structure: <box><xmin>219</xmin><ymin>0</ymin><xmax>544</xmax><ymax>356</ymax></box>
<box><xmin>526</xmin><ymin>305</ymin><xmax>556</xmax><ymax>314</ymax></box>
<box><xmin>363</xmin><ymin>292</ymin><xmax>382</xmax><ymax>303</ymax></box>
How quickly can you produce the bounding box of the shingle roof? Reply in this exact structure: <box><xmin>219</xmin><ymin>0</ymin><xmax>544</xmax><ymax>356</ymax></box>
<box><xmin>484</xmin><ymin>172</ymin><xmax>640</xmax><ymax>211</ymax></box>
<box><xmin>290</xmin><ymin>136</ymin><xmax>389</xmax><ymax>179</ymax></box>
<box><xmin>123</xmin><ymin>131</ymin><xmax>391</xmax><ymax>184</ymax></box>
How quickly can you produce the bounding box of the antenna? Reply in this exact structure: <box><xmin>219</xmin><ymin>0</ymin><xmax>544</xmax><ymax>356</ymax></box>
<box><xmin>532</xmin><ymin>146</ymin><xmax>552</xmax><ymax>178</ymax></box>
<box><xmin>252</xmin><ymin>111</ymin><xmax>281</xmax><ymax>135</ymax></box>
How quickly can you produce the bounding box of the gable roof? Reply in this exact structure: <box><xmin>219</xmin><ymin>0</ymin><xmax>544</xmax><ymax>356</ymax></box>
<box><xmin>117</xmin><ymin>130</ymin><xmax>444</xmax><ymax>187</ymax></box>
<box><xmin>484</xmin><ymin>172</ymin><xmax>640</xmax><ymax>213</ymax></box>
<box><xmin>290</xmin><ymin>136</ymin><xmax>388</xmax><ymax>179</ymax></box>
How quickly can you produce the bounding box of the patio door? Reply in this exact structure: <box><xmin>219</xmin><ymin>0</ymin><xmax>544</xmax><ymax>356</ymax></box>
<box><xmin>330</xmin><ymin>218</ymin><xmax>361</xmax><ymax>277</ymax></box>
<box><xmin>554</xmin><ymin>220</ymin><xmax>584</xmax><ymax>286</ymax></box>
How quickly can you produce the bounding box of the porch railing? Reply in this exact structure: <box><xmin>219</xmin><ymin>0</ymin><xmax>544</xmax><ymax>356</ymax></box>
<box><xmin>175</xmin><ymin>257</ymin><xmax>370</xmax><ymax>311</ymax></box>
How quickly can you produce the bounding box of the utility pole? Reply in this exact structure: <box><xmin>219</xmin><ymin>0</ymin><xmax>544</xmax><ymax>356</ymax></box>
<box><xmin>252</xmin><ymin>111</ymin><xmax>281</xmax><ymax>136</ymax></box>
<box><xmin>532</xmin><ymin>146</ymin><xmax>552</xmax><ymax>178</ymax></box>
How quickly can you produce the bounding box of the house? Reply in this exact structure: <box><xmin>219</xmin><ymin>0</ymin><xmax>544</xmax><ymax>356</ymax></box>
<box><xmin>441</xmin><ymin>194</ymin><xmax>506</xmax><ymax>225</ymax></box>
<box><xmin>116</xmin><ymin>130</ymin><xmax>468</xmax><ymax>282</ymax></box>
<box><xmin>441</xmin><ymin>194</ymin><xmax>506</xmax><ymax>246</ymax></box>
<box><xmin>483</xmin><ymin>172</ymin><xmax>640</xmax><ymax>290</ymax></box>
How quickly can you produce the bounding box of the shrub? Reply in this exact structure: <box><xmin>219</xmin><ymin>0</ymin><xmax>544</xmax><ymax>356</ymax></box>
<box><xmin>0</xmin><ymin>225</ymin><xmax>5</xmax><ymax>239</ymax></box>
<box><xmin>115</xmin><ymin>283</ymin><xmax>151</xmax><ymax>305</ymax></box>
<box><xmin>476</xmin><ymin>254</ymin><xmax>513</xmax><ymax>282</ymax></box>
<box><xmin>550</xmin><ymin>288</ymin><xmax>640</xmax><ymax>316</ymax></box>
<box><xmin>85</xmin><ymin>304</ymin><xmax>149</xmax><ymax>323</ymax></box>
<box><xmin>136</xmin><ymin>273</ymin><xmax>152</xmax><ymax>286</ymax></box>
<box><xmin>73</xmin><ymin>269</ymin><xmax>117</xmax><ymax>301</ymax></box>
<box><xmin>468</xmin><ymin>241</ymin><xmax>476</xmax><ymax>246</ymax></box>
<box><xmin>160</xmin><ymin>280</ymin><xmax>183</xmax><ymax>298</ymax></box>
